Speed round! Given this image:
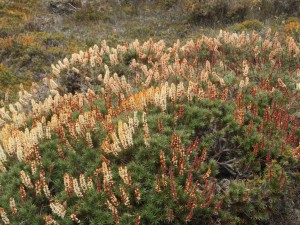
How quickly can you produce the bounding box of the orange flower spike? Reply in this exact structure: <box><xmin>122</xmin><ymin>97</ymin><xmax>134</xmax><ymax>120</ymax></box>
<box><xmin>202</xmin><ymin>168</ymin><xmax>211</xmax><ymax>180</ymax></box>
<box><xmin>57</xmin><ymin>146</ymin><xmax>66</xmax><ymax>160</ymax></box>
<box><xmin>20</xmin><ymin>185</ymin><xmax>26</xmax><ymax>202</ymax></box>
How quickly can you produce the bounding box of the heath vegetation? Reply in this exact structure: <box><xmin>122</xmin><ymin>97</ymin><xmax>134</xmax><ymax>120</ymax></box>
<box><xmin>0</xmin><ymin>1</ymin><xmax>299</xmax><ymax>224</ymax></box>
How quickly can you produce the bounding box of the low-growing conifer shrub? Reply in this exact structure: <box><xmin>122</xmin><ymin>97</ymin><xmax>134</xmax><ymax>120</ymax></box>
<box><xmin>0</xmin><ymin>30</ymin><xmax>299</xmax><ymax>225</ymax></box>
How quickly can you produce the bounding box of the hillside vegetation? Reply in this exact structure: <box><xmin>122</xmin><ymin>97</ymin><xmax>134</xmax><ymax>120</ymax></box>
<box><xmin>0</xmin><ymin>0</ymin><xmax>300</xmax><ymax>225</ymax></box>
<box><xmin>1</xmin><ymin>0</ymin><xmax>300</xmax><ymax>100</ymax></box>
<box><xmin>0</xmin><ymin>29</ymin><xmax>300</xmax><ymax>224</ymax></box>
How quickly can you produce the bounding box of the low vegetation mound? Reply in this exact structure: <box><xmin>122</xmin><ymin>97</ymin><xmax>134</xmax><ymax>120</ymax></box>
<box><xmin>0</xmin><ymin>30</ymin><xmax>299</xmax><ymax>224</ymax></box>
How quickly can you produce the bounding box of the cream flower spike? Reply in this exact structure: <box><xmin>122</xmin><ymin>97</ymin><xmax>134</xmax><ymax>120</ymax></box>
<box><xmin>49</xmin><ymin>79</ymin><xmax>59</xmax><ymax>90</ymax></box>
<box><xmin>9</xmin><ymin>104</ymin><xmax>17</xmax><ymax>114</ymax></box>
<box><xmin>0</xmin><ymin>144</ymin><xmax>7</xmax><ymax>162</ymax></box>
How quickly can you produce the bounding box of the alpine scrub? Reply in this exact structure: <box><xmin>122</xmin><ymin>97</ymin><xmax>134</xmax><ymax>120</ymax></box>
<box><xmin>0</xmin><ymin>30</ymin><xmax>299</xmax><ymax>225</ymax></box>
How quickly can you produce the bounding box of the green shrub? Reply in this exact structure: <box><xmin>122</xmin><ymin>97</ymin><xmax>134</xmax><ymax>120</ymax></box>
<box><xmin>75</xmin><ymin>4</ymin><xmax>110</xmax><ymax>22</ymax></box>
<box><xmin>1</xmin><ymin>32</ymin><xmax>299</xmax><ymax>224</ymax></box>
<box><xmin>184</xmin><ymin>0</ymin><xmax>300</xmax><ymax>23</ymax></box>
<box><xmin>160</xmin><ymin>0</ymin><xmax>178</xmax><ymax>9</ymax></box>
<box><xmin>252</xmin><ymin>0</ymin><xmax>300</xmax><ymax>19</ymax></box>
<box><xmin>0</xmin><ymin>64</ymin><xmax>26</xmax><ymax>100</ymax></box>
<box><xmin>285</xmin><ymin>16</ymin><xmax>300</xmax><ymax>24</ymax></box>
<box><xmin>0</xmin><ymin>64</ymin><xmax>15</xmax><ymax>88</ymax></box>
<box><xmin>231</xmin><ymin>19</ymin><xmax>263</xmax><ymax>32</ymax></box>
<box><xmin>284</xmin><ymin>21</ymin><xmax>300</xmax><ymax>41</ymax></box>
<box><xmin>184</xmin><ymin>0</ymin><xmax>250</xmax><ymax>24</ymax></box>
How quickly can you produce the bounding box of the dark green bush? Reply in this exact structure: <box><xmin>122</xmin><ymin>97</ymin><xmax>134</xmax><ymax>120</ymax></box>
<box><xmin>160</xmin><ymin>0</ymin><xmax>179</xmax><ymax>9</ymax></box>
<box><xmin>75</xmin><ymin>5</ymin><xmax>110</xmax><ymax>22</ymax></box>
<box><xmin>253</xmin><ymin>0</ymin><xmax>300</xmax><ymax>19</ymax></box>
<box><xmin>285</xmin><ymin>17</ymin><xmax>300</xmax><ymax>24</ymax></box>
<box><xmin>184</xmin><ymin>0</ymin><xmax>300</xmax><ymax>24</ymax></box>
<box><xmin>231</xmin><ymin>19</ymin><xmax>263</xmax><ymax>32</ymax></box>
<box><xmin>184</xmin><ymin>0</ymin><xmax>250</xmax><ymax>24</ymax></box>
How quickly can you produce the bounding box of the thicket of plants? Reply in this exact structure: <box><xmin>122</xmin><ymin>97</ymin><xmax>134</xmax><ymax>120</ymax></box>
<box><xmin>183</xmin><ymin>0</ymin><xmax>300</xmax><ymax>23</ymax></box>
<box><xmin>0</xmin><ymin>30</ymin><xmax>299</xmax><ymax>224</ymax></box>
<box><xmin>1</xmin><ymin>0</ymin><xmax>300</xmax><ymax>101</ymax></box>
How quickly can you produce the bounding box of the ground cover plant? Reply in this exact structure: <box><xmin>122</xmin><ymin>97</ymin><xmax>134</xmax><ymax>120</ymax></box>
<box><xmin>0</xmin><ymin>29</ymin><xmax>299</xmax><ymax>224</ymax></box>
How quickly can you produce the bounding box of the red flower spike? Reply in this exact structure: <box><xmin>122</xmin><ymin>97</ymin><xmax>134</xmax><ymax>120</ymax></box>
<box><xmin>169</xmin><ymin>166</ymin><xmax>177</xmax><ymax>199</ymax></box>
<box><xmin>242</xmin><ymin>191</ymin><xmax>250</xmax><ymax>202</ymax></box>
<box><xmin>135</xmin><ymin>215</ymin><xmax>140</xmax><ymax>225</ymax></box>
<box><xmin>185</xmin><ymin>208</ymin><xmax>194</xmax><ymax>222</ymax></box>
<box><xmin>96</xmin><ymin>176</ymin><xmax>101</xmax><ymax>193</ymax></box>
<box><xmin>266</xmin><ymin>150</ymin><xmax>271</xmax><ymax>164</ymax></box>
<box><xmin>253</xmin><ymin>144</ymin><xmax>259</xmax><ymax>156</ymax></box>
<box><xmin>196</xmin><ymin>148</ymin><xmax>207</xmax><ymax>171</ymax></box>
<box><xmin>184</xmin><ymin>173</ymin><xmax>193</xmax><ymax>194</ymax></box>
<box><xmin>205</xmin><ymin>182</ymin><xmax>215</xmax><ymax>201</ymax></box>
<box><xmin>178</xmin><ymin>103</ymin><xmax>184</xmax><ymax>117</ymax></box>
<box><xmin>269</xmin><ymin>166</ymin><xmax>273</xmax><ymax>182</ymax></box>
<box><xmin>260</xmin><ymin>135</ymin><xmax>265</xmax><ymax>149</ymax></box>
<box><xmin>214</xmin><ymin>199</ymin><xmax>223</xmax><ymax>212</ymax></box>
<box><xmin>248</xmin><ymin>120</ymin><xmax>254</xmax><ymax>134</ymax></box>
<box><xmin>280</xmin><ymin>176</ymin><xmax>286</xmax><ymax>190</ymax></box>
<box><xmin>253</xmin><ymin>104</ymin><xmax>258</xmax><ymax>117</ymax></box>
<box><xmin>157</xmin><ymin>118</ymin><xmax>163</xmax><ymax>134</ymax></box>
<box><xmin>168</xmin><ymin>209</ymin><xmax>174</xmax><ymax>221</ymax></box>
<box><xmin>278</xmin><ymin>168</ymin><xmax>285</xmax><ymax>183</ymax></box>
<box><xmin>201</xmin><ymin>195</ymin><xmax>215</xmax><ymax>208</ymax></box>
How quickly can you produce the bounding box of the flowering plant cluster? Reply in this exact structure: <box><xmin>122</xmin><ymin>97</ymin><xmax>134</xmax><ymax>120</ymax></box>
<box><xmin>0</xmin><ymin>30</ymin><xmax>299</xmax><ymax>224</ymax></box>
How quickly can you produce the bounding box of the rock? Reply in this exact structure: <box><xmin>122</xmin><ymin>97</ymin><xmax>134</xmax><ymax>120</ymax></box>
<box><xmin>48</xmin><ymin>0</ymin><xmax>82</xmax><ymax>14</ymax></box>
